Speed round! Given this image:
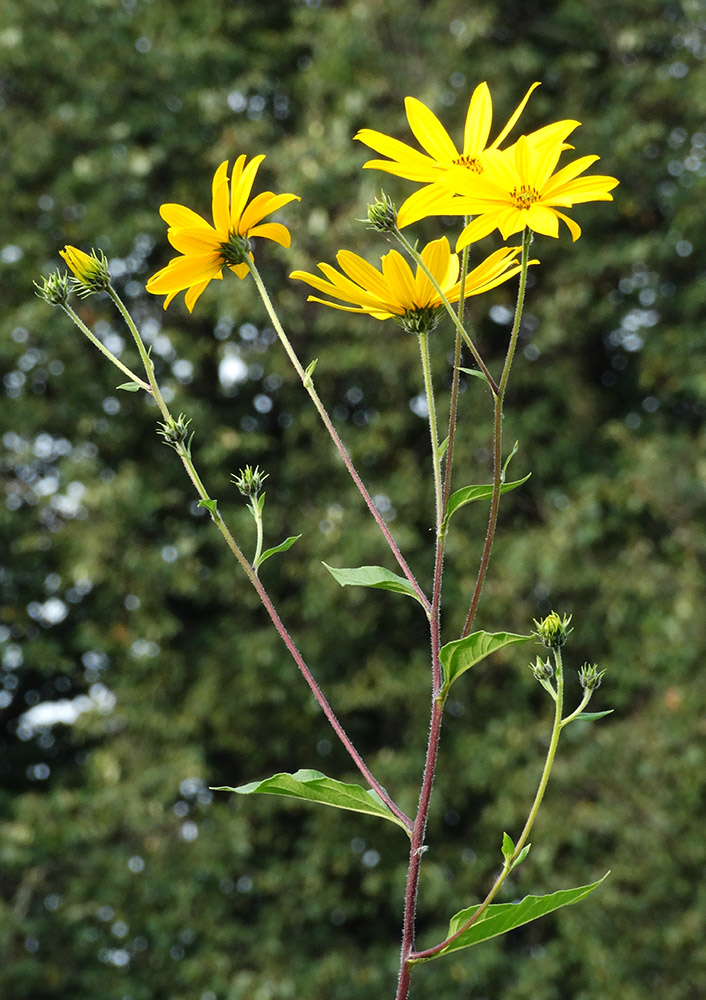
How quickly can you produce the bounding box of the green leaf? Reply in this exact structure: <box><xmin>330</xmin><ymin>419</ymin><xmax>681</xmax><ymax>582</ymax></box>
<box><xmin>198</xmin><ymin>498</ymin><xmax>218</xmax><ymax>516</ymax></box>
<box><xmin>574</xmin><ymin>709</ymin><xmax>614</xmax><ymax>723</ymax></box>
<box><xmin>212</xmin><ymin>769</ymin><xmax>409</xmax><ymax>834</ymax></box>
<box><xmin>501</xmin><ymin>832</ymin><xmax>514</xmax><ymax>862</ymax></box>
<box><xmin>502</xmin><ymin>440</ymin><xmax>520</xmax><ymax>480</ymax></box>
<box><xmin>501</xmin><ymin>833</ymin><xmax>530</xmax><ymax>871</ymax></box>
<box><xmin>255</xmin><ymin>534</ymin><xmax>302</xmax><ymax>569</ymax></box>
<box><xmin>458</xmin><ymin>365</ymin><xmax>491</xmax><ymax>385</ymax></box>
<box><xmin>443</xmin><ymin>475</ymin><xmax>530</xmax><ymax>529</ymax></box>
<box><xmin>439</xmin><ymin>630</ymin><xmax>531</xmax><ymax>695</ymax></box>
<box><xmin>322</xmin><ymin>563</ymin><xmax>426</xmax><ymax>608</ymax></box>
<box><xmin>304</xmin><ymin>358</ymin><xmax>318</xmax><ymax>385</ymax></box>
<box><xmin>116</xmin><ymin>381</ymin><xmax>142</xmax><ymax>392</ymax></box>
<box><xmin>416</xmin><ymin>874</ymin><xmax>610</xmax><ymax>961</ymax></box>
<box><xmin>512</xmin><ymin>844</ymin><xmax>532</xmax><ymax>871</ymax></box>
<box><xmin>438</xmin><ymin>435</ymin><xmax>449</xmax><ymax>462</ymax></box>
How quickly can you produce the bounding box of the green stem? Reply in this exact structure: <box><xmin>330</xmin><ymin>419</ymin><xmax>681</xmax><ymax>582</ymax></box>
<box><xmin>62</xmin><ymin>302</ymin><xmax>151</xmax><ymax>391</ymax></box>
<box><xmin>410</xmin><ymin>642</ymin><xmax>566</xmax><ymax>963</ymax></box>
<box><xmin>252</xmin><ymin>498</ymin><xmax>265</xmax><ymax>570</ymax></box>
<box><xmin>461</xmin><ymin>227</ymin><xmax>532</xmax><ymax>637</ymax></box>
<box><xmin>560</xmin><ymin>686</ymin><xmax>594</xmax><ymax>729</ymax></box>
<box><xmin>394</xmin><ymin>229</ymin><xmax>498</xmax><ymax>396</ymax></box>
<box><xmin>441</xmin><ymin>238</ymin><xmax>470</xmax><ymax>515</ymax></box>
<box><xmin>418</xmin><ymin>330</ymin><xmax>443</xmax><ymax>535</ymax></box>
<box><xmin>106</xmin><ymin>285</ymin><xmax>172</xmax><ymax>422</ymax></box>
<box><xmin>246</xmin><ymin>257</ymin><xmax>430</xmax><ymax>613</ymax></box>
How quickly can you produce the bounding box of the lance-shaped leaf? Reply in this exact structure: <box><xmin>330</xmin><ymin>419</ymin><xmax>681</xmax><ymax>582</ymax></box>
<box><xmin>213</xmin><ymin>769</ymin><xmax>410</xmax><ymax>834</ymax></box>
<box><xmin>574</xmin><ymin>709</ymin><xmax>614</xmax><ymax>723</ymax></box>
<box><xmin>439</xmin><ymin>630</ymin><xmax>531</xmax><ymax>697</ymax></box>
<box><xmin>413</xmin><ymin>874</ymin><xmax>610</xmax><ymax>961</ymax></box>
<box><xmin>255</xmin><ymin>534</ymin><xmax>302</xmax><ymax>570</ymax></box>
<box><xmin>322</xmin><ymin>563</ymin><xmax>427</xmax><ymax>608</ymax></box>
<box><xmin>443</xmin><ymin>474</ymin><xmax>531</xmax><ymax>530</ymax></box>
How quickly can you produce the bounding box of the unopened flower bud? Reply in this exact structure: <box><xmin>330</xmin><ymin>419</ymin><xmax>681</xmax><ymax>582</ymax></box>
<box><xmin>157</xmin><ymin>413</ymin><xmax>193</xmax><ymax>453</ymax></box>
<box><xmin>232</xmin><ymin>465</ymin><xmax>268</xmax><ymax>498</ymax></box>
<box><xmin>366</xmin><ymin>191</ymin><xmax>398</xmax><ymax>233</ymax></box>
<box><xmin>533</xmin><ymin>611</ymin><xmax>573</xmax><ymax>648</ymax></box>
<box><xmin>578</xmin><ymin>662</ymin><xmax>606</xmax><ymax>691</ymax></box>
<box><xmin>529</xmin><ymin>655</ymin><xmax>554</xmax><ymax>682</ymax></box>
<box><xmin>34</xmin><ymin>270</ymin><xmax>70</xmax><ymax>306</ymax></box>
<box><xmin>59</xmin><ymin>246</ymin><xmax>111</xmax><ymax>296</ymax></box>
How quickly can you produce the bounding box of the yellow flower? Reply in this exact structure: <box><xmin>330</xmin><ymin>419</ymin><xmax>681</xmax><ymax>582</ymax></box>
<box><xmin>354</xmin><ymin>82</ymin><xmax>540</xmax><ymax>225</ymax></box>
<box><xmin>146</xmin><ymin>156</ymin><xmax>300</xmax><ymax>312</ymax></box>
<box><xmin>290</xmin><ymin>237</ymin><xmax>524</xmax><ymax>331</ymax></box>
<box><xmin>60</xmin><ymin>245</ymin><xmax>110</xmax><ymax>293</ymax></box>
<box><xmin>420</xmin><ymin>125</ymin><xmax>619</xmax><ymax>248</ymax></box>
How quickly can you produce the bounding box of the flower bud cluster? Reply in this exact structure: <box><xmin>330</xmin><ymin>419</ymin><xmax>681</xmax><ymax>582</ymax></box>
<box><xmin>529</xmin><ymin>655</ymin><xmax>554</xmax><ymax>683</ymax></box>
<box><xmin>533</xmin><ymin>611</ymin><xmax>573</xmax><ymax>648</ymax></box>
<box><xmin>157</xmin><ymin>413</ymin><xmax>193</xmax><ymax>454</ymax></box>
<box><xmin>366</xmin><ymin>191</ymin><xmax>398</xmax><ymax>234</ymax></box>
<box><xmin>34</xmin><ymin>271</ymin><xmax>71</xmax><ymax>306</ymax></box>
<box><xmin>232</xmin><ymin>465</ymin><xmax>268</xmax><ymax>499</ymax></box>
<box><xmin>578</xmin><ymin>662</ymin><xmax>606</xmax><ymax>691</ymax></box>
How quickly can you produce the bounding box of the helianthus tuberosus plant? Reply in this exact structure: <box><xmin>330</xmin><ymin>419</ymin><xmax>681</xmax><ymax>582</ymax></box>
<box><xmin>36</xmin><ymin>81</ymin><xmax>618</xmax><ymax>999</ymax></box>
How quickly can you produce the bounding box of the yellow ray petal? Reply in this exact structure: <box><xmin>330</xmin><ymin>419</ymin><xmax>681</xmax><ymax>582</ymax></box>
<box><xmin>248</xmin><ymin>222</ymin><xmax>292</xmax><ymax>247</ymax></box>
<box><xmin>160</xmin><ymin>203</ymin><xmax>211</xmax><ymax>229</ymax></box>
<box><xmin>240</xmin><ymin>191</ymin><xmax>299</xmax><ymax>233</ymax></box>
<box><xmin>184</xmin><ymin>278</ymin><xmax>212</xmax><ymax>313</ymax></box>
<box><xmin>463</xmin><ymin>82</ymin><xmax>493</xmax><ymax>156</ymax></box>
<box><xmin>167</xmin><ymin>227</ymin><xmax>221</xmax><ymax>255</ymax></box>
<box><xmin>553</xmin><ymin>209</ymin><xmax>582</xmax><ymax>240</ymax></box>
<box><xmin>381</xmin><ymin>249</ymin><xmax>417</xmax><ymax>308</ymax></box>
<box><xmin>355</xmin><ymin>129</ymin><xmax>440</xmax><ymax>182</ymax></box>
<box><xmin>211</xmin><ymin>161</ymin><xmax>231</xmax><ymax>234</ymax></box>
<box><xmin>490</xmin><ymin>81</ymin><xmax>541</xmax><ymax>149</ymax></box>
<box><xmin>146</xmin><ymin>254</ymin><xmax>222</xmax><ymax>292</ymax></box>
<box><xmin>231</xmin><ymin>155</ymin><xmax>266</xmax><ymax>230</ymax></box>
<box><xmin>524</xmin><ymin>204</ymin><xmax>561</xmax><ymax>238</ymax></box>
<box><xmin>336</xmin><ymin>251</ymin><xmax>391</xmax><ymax>302</ymax></box>
<box><xmin>416</xmin><ymin>237</ymin><xmax>452</xmax><ymax>305</ymax></box>
<box><xmin>405</xmin><ymin>97</ymin><xmax>459</xmax><ymax>162</ymax></box>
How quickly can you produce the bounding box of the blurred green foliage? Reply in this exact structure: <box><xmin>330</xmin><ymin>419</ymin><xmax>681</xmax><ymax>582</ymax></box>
<box><xmin>2</xmin><ymin>0</ymin><xmax>705</xmax><ymax>997</ymax></box>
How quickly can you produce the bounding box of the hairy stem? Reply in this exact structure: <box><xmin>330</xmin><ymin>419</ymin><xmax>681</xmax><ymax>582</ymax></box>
<box><xmin>248</xmin><ymin>258</ymin><xmax>430</xmax><ymax>613</ymax></box>
<box><xmin>461</xmin><ymin>228</ymin><xmax>532</xmax><ymax>637</ymax></box>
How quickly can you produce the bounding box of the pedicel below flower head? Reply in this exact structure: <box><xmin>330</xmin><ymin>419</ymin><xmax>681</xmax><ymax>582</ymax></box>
<box><xmin>146</xmin><ymin>156</ymin><xmax>300</xmax><ymax>313</ymax></box>
<box><xmin>290</xmin><ymin>237</ymin><xmax>527</xmax><ymax>335</ymax></box>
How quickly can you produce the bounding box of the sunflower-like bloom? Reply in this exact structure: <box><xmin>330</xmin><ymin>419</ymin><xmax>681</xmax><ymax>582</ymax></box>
<box><xmin>290</xmin><ymin>237</ymin><xmax>525</xmax><ymax>332</ymax></box>
<box><xmin>422</xmin><ymin>126</ymin><xmax>619</xmax><ymax>248</ymax></box>
<box><xmin>354</xmin><ymin>82</ymin><xmax>540</xmax><ymax>225</ymax></box>
<box><xmin>146</xmin><ymin>156</ymin><xmax>300</xmax><ymax>312</ymax></box>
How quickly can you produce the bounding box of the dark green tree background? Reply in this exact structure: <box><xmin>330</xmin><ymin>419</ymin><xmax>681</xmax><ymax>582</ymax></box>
<box><xmin>2</xmin><ymin>1</ymin><xmax>705</xmax><ymax>997</ymax></box>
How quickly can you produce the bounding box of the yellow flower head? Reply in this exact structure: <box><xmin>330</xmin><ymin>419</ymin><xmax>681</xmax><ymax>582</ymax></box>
<box><xmin>60</xmin><ymin>245</ymin><xmax>110</xmax><ymax>294</ymax></box>
<box><xmin>422</xmin><ymin>123</ymin><xmax>619</xmax><ymax>248</ymax></box>
<box><xmin>290</xmin><ymin>237</ymin><xmax>525</xmax><ymax>333</ymax></box>
<box><xmin>146</xmin><ymin>156</ymin><xmax>300</xmax><ymax>312</ymax></box>
<box><xmin>354</xmin><ymin>82</ymin><xmax>540</xmax><ymax>226</ymax></box>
